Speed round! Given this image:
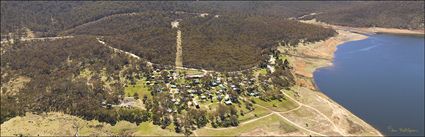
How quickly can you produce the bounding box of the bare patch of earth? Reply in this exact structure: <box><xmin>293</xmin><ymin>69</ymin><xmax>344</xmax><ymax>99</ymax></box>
<box><xmin>1</xmin><ymin>76</ymin><xmax>31</xmax><ymax>95</ymax></box>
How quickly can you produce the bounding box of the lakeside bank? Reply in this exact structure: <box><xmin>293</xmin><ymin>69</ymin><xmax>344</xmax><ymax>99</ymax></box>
<box><xmin>279</xmin><ymin>28</ymin><xmax>385</xmax><ymax>136</ymax></box>
<box><xmin>280</xmin><ymin>20</ymin><xmax>424</xmax><ymax>136</ymax></box>
<box><xmin>313</xmin><ymin>33</ymin><xmax>424</xmax><ymax>136</ymax></box>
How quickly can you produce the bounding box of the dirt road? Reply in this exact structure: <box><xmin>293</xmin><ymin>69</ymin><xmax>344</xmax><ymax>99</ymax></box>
<box><xmin>175</xmin><ymin>29</ymin><xmax>183</xmax><ymax>68</ymax></box>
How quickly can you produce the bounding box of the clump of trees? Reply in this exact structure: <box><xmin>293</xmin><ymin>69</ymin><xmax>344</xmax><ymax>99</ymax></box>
<box><xmin>208</xmin><ymin>104</ymin><xmax>239</xmax><ymax>128</ymax></box>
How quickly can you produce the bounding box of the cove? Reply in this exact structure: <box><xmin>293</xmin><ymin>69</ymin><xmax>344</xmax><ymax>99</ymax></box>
<box><xmin>313</xmin><ymin>34</ymin><xmax>424</xmax><ymax>136</ymax></box>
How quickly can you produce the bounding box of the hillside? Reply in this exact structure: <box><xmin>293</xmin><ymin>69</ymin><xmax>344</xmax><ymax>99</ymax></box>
<box><xmin>1</xmin><ymin>1</ymin><xmax>423</xmax><ymax>37</ymax></box>
<box><xmin>1</xmin><ymin>36</ymin><xmax>150</xmax><ymax>124</ymax></box>
<box><xmin>310</xmin><ymin>1</ymin><xmax>424</xmax><ymax>29</ymax></box>
<box><xmin>0</xmin><ymin>1</ymin><xmax>422</xmax><ymax>136</ymax></box>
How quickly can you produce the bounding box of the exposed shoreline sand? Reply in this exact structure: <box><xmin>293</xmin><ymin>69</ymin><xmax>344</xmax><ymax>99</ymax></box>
<box><xmin>280</xmin><ymin>27</ymin><xmax>385</xmax><ymax>136</ymax></box>
<box><xmin>301</xmin><ymin>19</ymin><xmax>424</xmax><ymax>36</ymax></box>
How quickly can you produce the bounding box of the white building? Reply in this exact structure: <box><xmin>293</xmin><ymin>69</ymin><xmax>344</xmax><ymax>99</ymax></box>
<box><xmin>171</xmin><ymin>21</ymin><xmax>179</xmax><ymax>28</ymax></box>
<box><xmin>199</xmin><ymin>13</ymin><xmax>209</xmax><ymax>17</ymax></box>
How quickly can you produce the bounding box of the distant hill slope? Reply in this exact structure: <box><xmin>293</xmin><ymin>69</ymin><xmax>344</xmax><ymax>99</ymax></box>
<box><xmin>1</xmin><ymin>1</ymin><xmax>423</xmax><ymax>37</ymax></box>
<box><xmin>310</xmin><ymin>1</ymin><xmax>424</xmax><ymax>29</ymax></box>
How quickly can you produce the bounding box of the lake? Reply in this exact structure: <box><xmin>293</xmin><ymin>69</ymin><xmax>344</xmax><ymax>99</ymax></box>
<box><xmin>313</xmin><ymin>34</ymin><xmax>424</xmax><ymax>136</ymax></box>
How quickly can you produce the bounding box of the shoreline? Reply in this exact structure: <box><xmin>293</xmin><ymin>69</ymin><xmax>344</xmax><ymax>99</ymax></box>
<box><xmin>300</xmin><ymin>19</ymin><xmax>424</xmax><ymax>36</ymax></box>
<box><xmin>281</xmin><ymin>27</ymin><xmax>384</xmax><ymax>136</ymax></box>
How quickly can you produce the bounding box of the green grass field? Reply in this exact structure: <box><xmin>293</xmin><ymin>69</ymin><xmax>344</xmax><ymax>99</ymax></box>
<box><xmin>124</xmin><ymin>78</ymin><xmax>150</xmax><ymax>98</ymax></box>
<box><xmin>237</xmin><ymin>104</ymin><xmax>271</xmax><ymax>122</ymax></box>
<box><xmin>279</xmin><ymin>54</ymin><xmax>288</xmax><ymax>62</ymax></box>
<box><xmin>255</xmin><ymin>68</ymin><xmax>268</xmax><ymax>76</ymax></box>
<box><xmin>177</xmin><ymin>68</ymin><xmax>204</xmax><ymax>75</ymax></box>
<box><xmin>133</xmin><ymin>122</ymin><xmax>182</xmax><ymax>136</ymax></box>
<box><xmin>195</xmin><ymin>114</ymin><xmax>298</xmax><ymax>136</ymax></box>
<box><xmin>251</xmin><ymin>97</ymin><xmax>299</xmax><ymax>112</ymax></box>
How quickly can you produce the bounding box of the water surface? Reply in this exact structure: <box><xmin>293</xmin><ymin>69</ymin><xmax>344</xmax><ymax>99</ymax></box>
<box><xmin>314</xmin><ymin>34</ymin><xmax>424</xmax><ymax>136</ymax></box>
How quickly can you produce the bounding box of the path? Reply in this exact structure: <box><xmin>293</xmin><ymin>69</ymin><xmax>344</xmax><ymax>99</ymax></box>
<box><xmin>61</xmin><ymin>12</ymin><xmax>143</xmax><ymax>35</ymax></box>
<box><xmin>281</xmin><ymin>89</ymin><xmax>347</xmax><ymax>136</ymax></box>
<box><xmin>175</xmin><ymin>30</ymin><xmax>183</xmax><ymax>67</ymax></box>
<box><xmin>201</xmin><ymin>113</ymin><xmax>275</xmax><ymax>131</ymax></box>
<box><xmin>253</xmin><ymin>104</ymin><xmax>326</xmax><ymax>136</ymax></box>
<box><xmin>96</xmin><ymin>37</ymin><xmax>141</xmax><ymax>60</ymax></box>
<box><xmin>1</xmin><ymin>36</ymin><xmax>74</xmax><ymax>44</ymax></box>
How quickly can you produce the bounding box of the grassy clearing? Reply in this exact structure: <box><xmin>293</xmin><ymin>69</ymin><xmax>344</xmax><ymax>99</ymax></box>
<box><xmin>133</xmin><ymin>122</ymin><xmax>182</xmax><ymax>136</ymax></box>
<box><xmin>202</xmin><ymin>101</ymin><xmax>271</xmax><ymax>123</ymax></box>
<box><xmin>177</xmin><ymin>68</ymin><xmax>204</xmax><ymax>75</ymax></box>
<box><xmin>255</xmin><ymin>68</ymin><xmax>268</xmax><ymax>76</ymax></box>
<box><xmin>279</xmin><ymin>54</ymin><xmax>288</xmax><ymax>62</ymax></box>
<box><xmin>251</xmin><ymin>97</ymin><xmax>299</xmax><ymax>112</ymax></box>
<box><xmin>79</xmin><ymin>68</ymin><xmax>93</xmax><ymax>78</ymax></box>
<box><xmin>238</xmin><ymin>104</ymin><xmax>271</xmax><ymax>122</ymax></box>
<box><xmin>195</xmin><ymin>114</ymin><xmax>298</xmax><ymax>136</ymax></box>
<box><xmin>124</xmin><ymin>78</ymin><xmax>150</xmax><ymax>98</ymax></box>
<box><xmin>284</xmin><ymin>89</ymin><xmax>297</xmax><ymax>98</ymax></box>
<box><xmin>0</xmin><ymin>112</ymin><xmax>141</xmax><ymax>136</ymax></box>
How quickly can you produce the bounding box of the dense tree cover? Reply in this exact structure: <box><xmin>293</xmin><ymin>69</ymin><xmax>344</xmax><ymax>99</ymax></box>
<box><xmin>63</xmin><ymin>12</ymin><xmax>178</xmax><ymax>66</ymax></box>
<box><xmin>310</xmin><ymin>1</ymin><xmax>424</xmax><ymax>29</ymax></box>
<box><xmin>0</xmin><ymin>1</ymin><xmax>193</xmax><ymax>36</ymax></box>
<box><xmin>181</xmin><ymin>15</ymin><xmax>336</xmax><ymax>71</ymax></box>
<box><xmin>2</xmin><ymin>1</ymin><xmax>422</xmax><ymax>36</ymax></box>
<box><xmin>0</xmin><ymin>37</ymin><xmax>147</xmax><ymax>124</ymax></box>
<box><xmin>56</xmin><ymin>9</ymin><xmax>335</xmax><ymax>71</ymax></box>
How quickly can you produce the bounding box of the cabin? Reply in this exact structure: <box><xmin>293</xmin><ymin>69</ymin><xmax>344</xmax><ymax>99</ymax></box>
<box><xmin>170</xmin><ymin>84</ymin><xmax>177</xmax><ymax>88</ymax></box>
<box><xmin>210</xmin><ymin>82</ymin><xmax>218</xmax><ymax>87</ymax></box>
<box><xmin>193</xmin><ymin>101</ymin><xmax>200</xmax><ymax>108</ymax></box>
<box><xmin>230</xmin><ymin>84</ymin><xmax>236</xmax><ymax>88</ymax></box>
<box><xmin>248</xmin><ymin>91</ymin><xmax>259</xmax><ymax>96</ymax></box>
<box><xmin>219</xmin><ymin>84</ymin><xmax>226</xmax><ymax>89</ymax></box>
<box><xmin>196</xmin><ymin>90</ymin><xmax>202</xmax><ymax>95</ymax></box>
<box><xmin>224</xmin><ymin>94</ymin><xmax>230</xmax><ymax>101</ymax></box>
<box><xmin>167</xmin><ymin>108</ymin><xmax>173</xmax><ymax>113</ymax></box>
<box><xmin>224</xmin><ymin>100</ymin><xmax>232</xmax><ymax>105</ymax></box>
<box><xmin>187</xmin><ymin>89</ymin><xmax>195</xmax><ymax>93</ymax></box>
<box><xmin>193</xmin><ymin>79</ymin><xmax>200</xmax><ymax>84</ymax></box>
<box><xmin>186</xmin><ymin>74</ymin><xmax>204</xmax><ymax>79</ymax></box>
<box><xmin>199</xmin><ymin>13</ymin><xmax>209</xmax><ymax>17</ymax></box>
<box><xmin>155</xmin><ymin>88</ymin><xmax>163</xmax><ymax>93</ymax></box>
<box><xmin>217</xmin><ymin>94</ymin><xmax>223</xmax><ymax>101</ymax></box>
<box><xmin>171</xmin><ymin>21</ymin><xmax>179</xmax><ymax>28</ymax></box>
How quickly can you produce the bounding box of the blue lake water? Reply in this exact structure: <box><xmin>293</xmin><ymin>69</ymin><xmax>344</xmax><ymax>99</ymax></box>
<box><xmin>313</xmin><ymin>34</ymin><xmax>424</xmax><ymax>136</ymax></box>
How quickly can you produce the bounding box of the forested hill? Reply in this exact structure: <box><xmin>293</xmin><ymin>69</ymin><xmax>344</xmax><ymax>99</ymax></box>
<box><xmin>1</xmin><ymin>1</ymin><xmax>423</xmax><ymax>36</ymax></box>
<box><xmin>309</xmin><ymin>1</ymin><xmax>424</xmax><ymax>29</ymax></box>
